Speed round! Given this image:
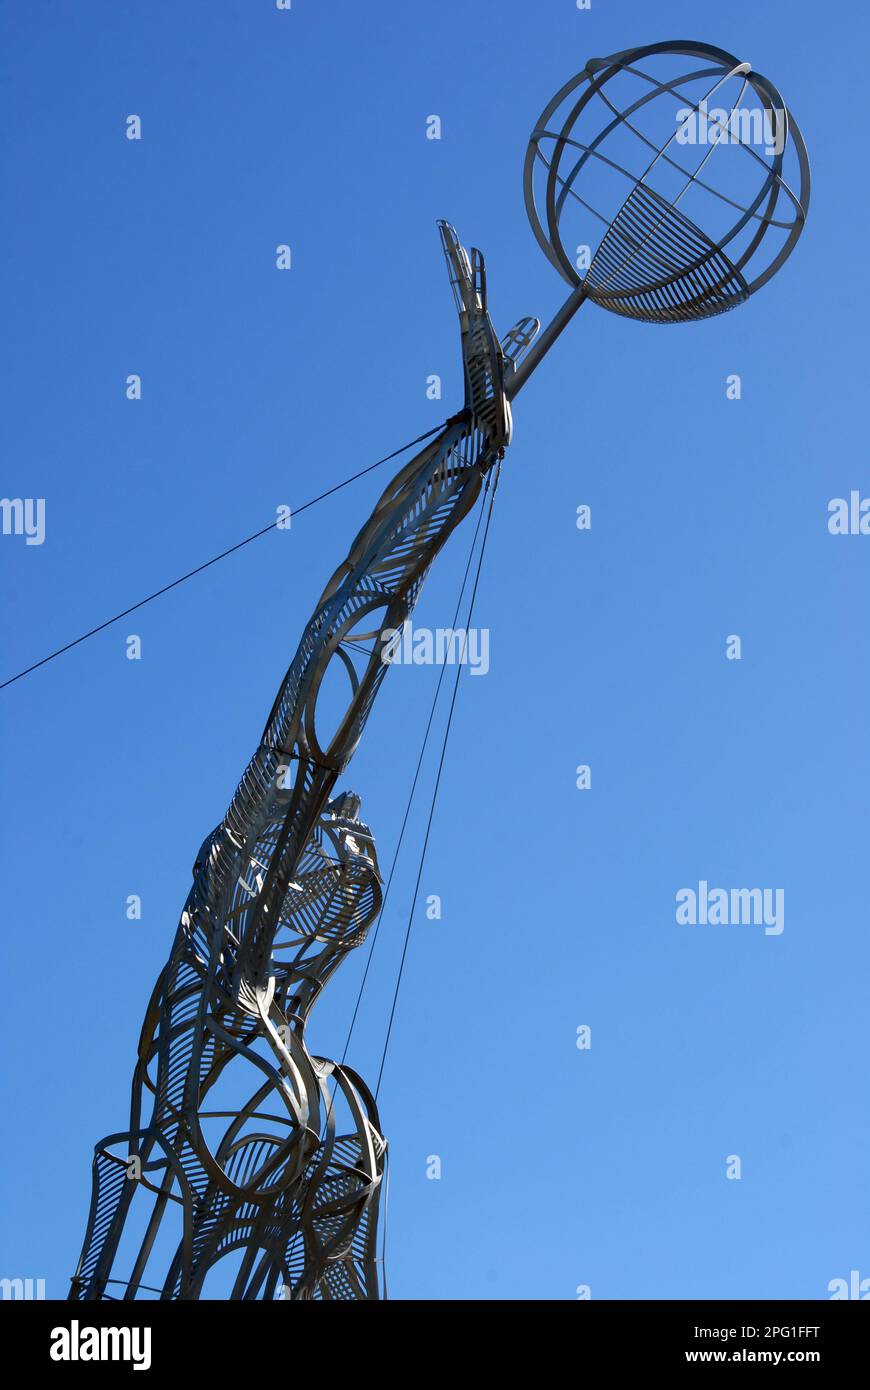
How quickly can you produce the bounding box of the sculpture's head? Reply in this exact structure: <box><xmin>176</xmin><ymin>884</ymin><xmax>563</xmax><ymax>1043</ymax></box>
<box><xmin>524</xmin><ymin>41</ymin><xmax>810</xmax><ymax>324</ymax></box>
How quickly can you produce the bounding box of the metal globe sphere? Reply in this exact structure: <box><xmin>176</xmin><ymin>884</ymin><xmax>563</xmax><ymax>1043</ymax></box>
<box><xmin>523</xmin><ymin>41</ymin><xmax>810</xmax><ymax>324</ymax></box>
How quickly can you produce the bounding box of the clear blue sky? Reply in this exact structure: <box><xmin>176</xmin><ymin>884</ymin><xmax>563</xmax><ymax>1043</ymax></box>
<box><xmin>1</xmin><ymin>0</ymin><xmax>867</xmax><ymax>1300</ymax></box>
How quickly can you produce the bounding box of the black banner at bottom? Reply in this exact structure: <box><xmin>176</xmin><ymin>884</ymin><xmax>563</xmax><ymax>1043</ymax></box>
<box><xmin>1</xmin><ymin>1297</ymin><xmax>865</xmax><ymax>1375</ymax></box>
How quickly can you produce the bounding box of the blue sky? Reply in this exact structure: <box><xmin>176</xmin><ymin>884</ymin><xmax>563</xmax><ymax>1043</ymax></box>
<box><xmin>1</xmin><ymin>0</ymin><xmax>867</xmax><ymax>1300</ymax></box>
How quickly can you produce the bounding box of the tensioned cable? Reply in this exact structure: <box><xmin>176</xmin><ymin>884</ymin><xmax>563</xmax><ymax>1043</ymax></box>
<box><xmin>369</xmin><ymin>462</ymin><xmax>500</xmax><ymax>1292</ymax></box>
<box><xmin>374</xmin><ymin>460</ymin><xmax>501</xmax><ymax>1102</ymax></box>
<box><xmin>334</xmin><ymin>480</ymin><xmax>490</xmax><ymax>1077</ymax></box>
<box><xmin>0</xmin><ymin>421</ymin><xmax>451</xmax><ymax>692</ymax></box>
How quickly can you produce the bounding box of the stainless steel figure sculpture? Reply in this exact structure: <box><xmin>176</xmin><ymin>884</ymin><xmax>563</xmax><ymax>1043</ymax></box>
<box><xmin>71</xmin><ymin>222</ymin><xmax>521</xmax><ymax>1301</ymax></box>
<box><xmin>71</xmin><ymin>42</ymin><xmax>810</xmax><ymax>1300</ymax></box>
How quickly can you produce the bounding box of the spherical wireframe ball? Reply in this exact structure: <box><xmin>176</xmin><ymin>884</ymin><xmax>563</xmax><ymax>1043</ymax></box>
<box><xmin>524</xmin><ymin>41</ymin><xmax>810</xmax><ymax>324</ymax></box>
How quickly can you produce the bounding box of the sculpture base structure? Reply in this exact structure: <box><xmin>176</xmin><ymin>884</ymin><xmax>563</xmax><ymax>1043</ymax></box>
<box><xmin>71</xmin><ymin>794</ymin><xmax>387</xmax><ymax>1301</ymax></box>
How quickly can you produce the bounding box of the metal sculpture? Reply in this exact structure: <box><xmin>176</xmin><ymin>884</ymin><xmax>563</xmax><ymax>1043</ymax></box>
<box><xmin>71</xmin><ymin>41</ymin><xmax>810</xmax><ymax>1300</ymax></box>
<box><xmin>70</xmin><ymin>223</ymin><xmax>519</xmax><ymax>1301</ymax></box>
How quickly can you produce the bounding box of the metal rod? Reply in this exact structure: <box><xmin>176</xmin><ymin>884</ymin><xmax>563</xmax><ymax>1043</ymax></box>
<box><xmin>506</xmin><ymin>283</ymin><xmax>587</xmax><ymax>399</ymax></box>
